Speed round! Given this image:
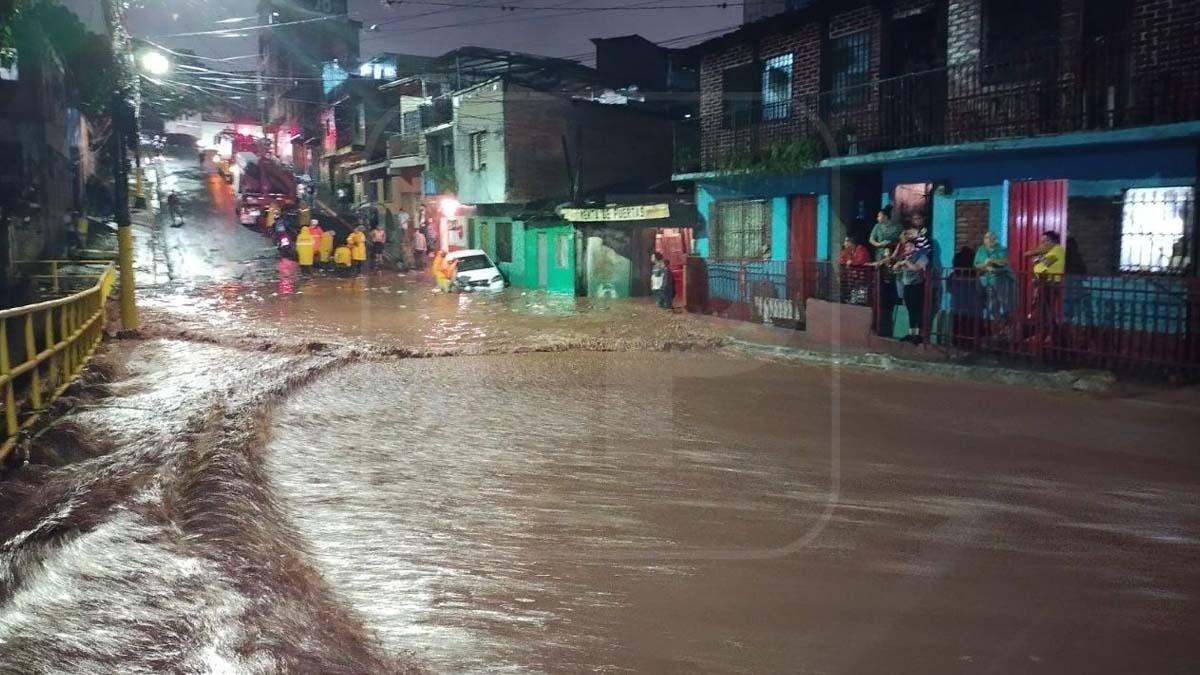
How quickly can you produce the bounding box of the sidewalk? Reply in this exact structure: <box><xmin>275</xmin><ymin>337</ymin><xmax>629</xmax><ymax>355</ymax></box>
<box><xmin>693</xmin><ymin>312</ymin><xmax>1123</xmax><ymax>394</ymax></box>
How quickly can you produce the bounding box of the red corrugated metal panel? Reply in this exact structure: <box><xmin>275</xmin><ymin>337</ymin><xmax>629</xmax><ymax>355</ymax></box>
<box><xmin>1007</xmin><ymin>179</ymin><xmax>1068</xmax><ymax>273</ymax></box>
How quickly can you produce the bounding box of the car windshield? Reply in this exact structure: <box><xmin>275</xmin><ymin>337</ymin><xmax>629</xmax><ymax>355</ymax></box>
<box><xmin>454</xmin><ymin>255</ymin><xmax>493</xmax><ymax>272</ymax></box>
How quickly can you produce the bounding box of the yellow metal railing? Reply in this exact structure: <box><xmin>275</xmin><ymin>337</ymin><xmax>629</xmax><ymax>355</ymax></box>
<box><xmin>0</xmin><ymin>263</ymin><xmax>116</xmax><ymax>464</ymax></box>
<box><xmin>14</xmin><ymin>259</ymin><xmax>119</xmax><ymax>298</ymax></box>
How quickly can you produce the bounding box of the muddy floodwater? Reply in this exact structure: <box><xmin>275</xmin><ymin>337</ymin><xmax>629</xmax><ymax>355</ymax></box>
<box><xmin>8</xmin><ymin>153</ymin><xmax>1195</xmax><ymax>674</ymax></box>
<box><xmin>268</xmin><ymin>351</ymin><xmax>1200</xmax><ymax>674</ymax></box>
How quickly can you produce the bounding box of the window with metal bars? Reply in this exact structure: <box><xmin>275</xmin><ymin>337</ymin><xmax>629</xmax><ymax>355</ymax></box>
<box><xmin>762</xmin><ymin>53</ymin><xmax>793</xmax><ymax>121</ymax></box>
<box><xmin>722</xmin><ymin>62</ymin><xmax>762</xmax><ymax>129</ymax></box>
<box><xmin>1119</xmin><ymin>187</ymin><xmax>1194</xmax><ymax>274</ymax></box>
<box><xmin>469</xmin><ymin>131</ymin><xmax>487</xmax><ymax>171</ymax></box>
<box><xmin>981</xmin><ymin>0</ymin><xmax>1059</xmax><ymax>83</ymax></box>
<box><xmin>714</xmin><ymin>200</ymin><xmax>772</xmax><ymax>259</ymax></box>
<box><xmin>830</xmin><ymin>31</ymin><xmax>870</xmax><ymax>109</ymax></box>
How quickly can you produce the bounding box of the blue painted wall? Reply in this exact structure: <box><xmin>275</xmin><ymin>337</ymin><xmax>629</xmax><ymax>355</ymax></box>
<box><xmin>881</xmin><ymin>143</ymin><xmax>1194</xmax><ymax>191</ymax></box>
<box><xmin>879</xmin><ymin>142</ymin><xmax>1196</xmax><ymax>268</ymax></box>
<box><xmin>696</xmin><ymin>170</ymin><xmax>832</xmax><ymax>261</ymax></box>
<box><xmin>695</xmin><ymin>141</ymin><xmax>1194</xmax><ymax>271</ymax></box>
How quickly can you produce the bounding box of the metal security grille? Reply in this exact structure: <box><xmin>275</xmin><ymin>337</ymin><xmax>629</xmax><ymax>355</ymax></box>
<box><xmin>831</xmin><ymin>30</ymin><xmax>870</xmax><ymax>108</ymax></box>
<box><xmin>470</xmin><ymin>132</ymin><xmax>487</xmax><ymax>171</ymax></box>
<box><xmin>761</xmin><ymin>53</ymin><xmax>793</xmax><ymax>121</ymax></box>
<box><xmin>714</xmin><ymin>200</ymin><xmax>771</xmax><ymax>258</ymax></box>
<box><xmin>1119</xmin><ymin>187</ymin><xmax>1194</xmax><ymax>274</ymax></box>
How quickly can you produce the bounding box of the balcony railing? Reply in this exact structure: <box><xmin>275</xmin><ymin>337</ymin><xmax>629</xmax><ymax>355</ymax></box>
<box><xmin>698</xmin><ymin>35</ymin><xmax>1200</xmax><ymax>171</ymax></box>
<box><xmin>673</xmin><ymin>119</ymin><xmax>701</xmax><ymax>175</ymax></box>
<box><xmin>419</xmin><ymin>97</ymin><xmax>453</xmax><ymax>129</ymax></box>
<box><xmin>387</xmin><ymin>133</ymin><xmax>422</xmax><ymax>159</ymax></box>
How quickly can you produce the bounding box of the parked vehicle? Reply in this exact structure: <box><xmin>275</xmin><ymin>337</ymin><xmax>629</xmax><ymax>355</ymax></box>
<box><xmin>234</xmin><ymin>151</ymin><xmax>297</xmax><ymax>230</ymax></box>
<box><xmin>447</xmin><ymin>249</ymin><xmax>506</xmax><ymax>291</ymax></box>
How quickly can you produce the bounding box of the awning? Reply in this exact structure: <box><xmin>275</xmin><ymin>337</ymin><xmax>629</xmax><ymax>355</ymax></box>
<box><xmin>348</xmin><ymin>160</ymin><xmax>390</xmax><ymax>177</ymax></box>
<box><xmin>388</xmin><ymin>156</ymin><xmax>425</xmax><ymax>173</ymax></box>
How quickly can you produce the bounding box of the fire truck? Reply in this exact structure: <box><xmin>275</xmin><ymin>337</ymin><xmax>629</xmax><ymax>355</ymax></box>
<box><xmin>220</xmin><ymin>132</ymin><xmax>298</xmax><ymax>230</ymax></box>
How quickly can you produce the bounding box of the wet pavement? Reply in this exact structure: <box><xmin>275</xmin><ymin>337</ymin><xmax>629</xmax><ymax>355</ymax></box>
<box><xmin>136</xmin><ymin>154</ymin><xmax>281</xmax><ymax>288</ymax></box>
<box><xmin>2</xmin><ymin>152</ymin><xmax>1199</xmax><ymax>674</ymax></box>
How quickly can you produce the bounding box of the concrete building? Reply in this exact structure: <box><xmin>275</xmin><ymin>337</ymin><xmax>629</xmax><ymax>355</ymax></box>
<box><xmin>258</xmin><ymin>0</ymin><xmax>360</xmax><ymax>176</ymax></box>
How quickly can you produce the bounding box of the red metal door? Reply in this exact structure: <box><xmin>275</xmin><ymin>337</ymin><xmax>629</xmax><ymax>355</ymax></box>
<box><xmin>788</xmin><ymin>195</ymin><xmax>818</xmax><ymax>303</ymax></box>
<box><xmin>1008</xmin><ymin>179</ymin><xmax>1068</xmax><ymax>323</ymax></box>
<box><xmin>1007</xmin><ymin>179</ymin><xmax>1067</xmax><ymax>272</ymax></box>
<box><xmin>788</xmin><ymin>195</ymin><xmax>817</xmax><ymax>262</ymax></box>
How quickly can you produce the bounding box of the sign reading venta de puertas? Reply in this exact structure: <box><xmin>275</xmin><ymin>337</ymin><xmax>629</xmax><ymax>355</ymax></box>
<box><xmin>560</xmin><ymin>204</ymin><xmax>671</xmax><ymax>222</ymax></box>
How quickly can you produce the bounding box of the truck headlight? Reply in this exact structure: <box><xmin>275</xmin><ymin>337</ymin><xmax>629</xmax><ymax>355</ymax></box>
<box><xmin>490</xmin><ymin>275</ymin><xmax>503</xmax><ymax>284</ymax></box>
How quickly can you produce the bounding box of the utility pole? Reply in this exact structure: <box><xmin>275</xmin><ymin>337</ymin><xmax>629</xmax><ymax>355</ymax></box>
<box><xmin>102</xmin><ymin>0</ymin><xmax>138</xmax><ymax>331</ymax></box>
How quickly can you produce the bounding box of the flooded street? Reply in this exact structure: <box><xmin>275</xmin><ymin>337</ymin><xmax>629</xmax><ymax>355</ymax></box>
<box><xmin>3</xmin><ymin>154</ymin><xmax>1199</xmax><ymax>674</ymax></box>
<box><xmin>268</xmin><ymin>352</ymin><xmax>1200</xmax><ymax>674</ymax></box>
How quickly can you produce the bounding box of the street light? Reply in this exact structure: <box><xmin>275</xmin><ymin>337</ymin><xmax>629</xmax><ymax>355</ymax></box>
<box><xmin>139</xmin><ymin>50</ymin><xmax>170</xmax><ymax>76</ymax></box>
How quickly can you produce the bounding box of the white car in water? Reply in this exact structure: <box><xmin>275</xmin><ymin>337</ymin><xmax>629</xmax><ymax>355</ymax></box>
<box><xmin>447</xmin><ymin>249</ymin><xmax>506</xmax><ymax>291</ymax></box>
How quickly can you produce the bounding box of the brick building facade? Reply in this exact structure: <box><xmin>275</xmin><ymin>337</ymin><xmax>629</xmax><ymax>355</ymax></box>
<box><xmin>677</xmin><ymin>0</ymin><xmax>1199</xmax><ymax>347</ymax></box>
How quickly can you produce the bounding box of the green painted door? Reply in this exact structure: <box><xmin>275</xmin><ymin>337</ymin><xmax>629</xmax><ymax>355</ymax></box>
<box><xmin>536</xmin><ymin>232</ymin><xmax>549</xmax><ymax>287</ymax></box>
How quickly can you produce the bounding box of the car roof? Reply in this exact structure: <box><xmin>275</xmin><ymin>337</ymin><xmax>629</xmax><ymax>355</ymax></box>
<box><xmin>446</xmin><ymin>249</ymin><xmax>489</xmax><ymax>260</ymax></box>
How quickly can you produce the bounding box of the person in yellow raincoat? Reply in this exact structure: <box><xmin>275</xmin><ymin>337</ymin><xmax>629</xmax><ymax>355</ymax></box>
<box><xmin>333</xmin><ymin>243</ymin><xmax>353</xmax><ymax>277</ymax></box>
<box><xmin>318</xmin><ymin>228</ymin><xmax>334</xmax><ymax>267</ymax></box>
<box><xmin>431</xmin><ymin>249</ymin><xmax>450</xmax><ymax>292</ymax></box>
<box><xmin>347</xmin><ymin>225</ymin><xmax>368</xmax><ymax>274</ymax></box>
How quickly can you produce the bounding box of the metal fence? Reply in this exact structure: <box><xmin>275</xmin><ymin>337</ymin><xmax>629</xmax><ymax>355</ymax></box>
<box><xmin>0</xmin><ymin>263</ymin><xmax>115</xmax><ymax>464</ymax></box>
<box><xmin>688</xmin><ymin>258</ymin><xmax>877</xmax><ymax>325</ymax></box>
<box><xmin>685</xmin><ymin>256</ymin><xmax>1200</xmax><ymax>379</ymax></box>
<box><xmin>936</xmin><ymin>269</ymin><xmax>1200</xmax><ymax>378</ymax></box>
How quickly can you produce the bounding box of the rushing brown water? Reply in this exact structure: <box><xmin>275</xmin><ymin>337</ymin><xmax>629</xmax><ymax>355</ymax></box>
<box><xmin>4</xmin><ymin>158</ymin><xmax>1197</xmax><ymax>673</ymax></box>
<box><xmin>267</xmin><ymin>351</ymin><xmax>1200</xmax><ymax>674</ymax></box>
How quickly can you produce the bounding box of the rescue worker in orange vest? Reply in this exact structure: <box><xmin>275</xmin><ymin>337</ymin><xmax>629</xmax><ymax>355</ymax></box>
<box><xmin>296</xmin><ymin>225</ymin><xmax>314</xmax><ymax>270</ymax></box>
<box><xmin>347</xmin><ymin>225</ymin><xmax>368</xmax><ymax>274</ymax></box>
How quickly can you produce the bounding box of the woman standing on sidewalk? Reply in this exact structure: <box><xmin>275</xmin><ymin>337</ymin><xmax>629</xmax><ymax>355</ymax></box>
<box><xmin>369</xmin><ymin>223</ymin><xmax>387</xmax><ymax>269</ymax></box>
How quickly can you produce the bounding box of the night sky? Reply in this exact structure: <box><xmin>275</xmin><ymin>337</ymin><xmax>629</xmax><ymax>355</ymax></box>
<box><xmin>65</xmin><ymin>0</ymin><xmax>741</xmax><ymax>66</ymax></box>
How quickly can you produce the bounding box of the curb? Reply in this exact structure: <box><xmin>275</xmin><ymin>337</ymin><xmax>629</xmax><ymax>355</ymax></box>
<box><xmin>725</xmin><ymin>338</ymin><xmax>1117</xmax><ymax>393</ymax></box>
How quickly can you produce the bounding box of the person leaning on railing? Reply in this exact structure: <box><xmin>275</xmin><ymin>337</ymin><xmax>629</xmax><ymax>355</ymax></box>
<box><xmin>974</xmin><ymin>231</ymin><xmax>1012</xmax><ymax>320</ymax></box>
<box><xmin>1025</xmin><ymin>231</ymin><xmax>1065</xmax><ymax>334</ymax></box>
<box><xmin>869</xmin><ymin>206</ymin><xmax>902</xmax><ymax>334</ymax></box>
<box><xmin>837</xmin><ymin>235</ymin><xmax>872</xmax><ymax>304</ymax></box>
<box><xmin>890</xmin><ymin>223</ymin><xmax>932</xmax><ymax>345</ymax></box>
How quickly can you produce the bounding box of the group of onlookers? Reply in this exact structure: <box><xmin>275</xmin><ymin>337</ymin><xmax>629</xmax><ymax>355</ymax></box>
<box><xmin>836</xmin><ymin>205</ymin><xmax>1070</xmax><ymax>345</ymax></box>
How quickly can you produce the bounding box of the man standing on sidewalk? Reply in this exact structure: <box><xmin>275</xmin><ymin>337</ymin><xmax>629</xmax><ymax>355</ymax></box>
<box><xmin>412</xmin><ymin>227</ymin><xmax>427</xmax><ymax>271</ymax></box>
<box><xmin>166</xmin><ymin>192</ymin><xmax>183</xmax><ymax>227</ymax></box>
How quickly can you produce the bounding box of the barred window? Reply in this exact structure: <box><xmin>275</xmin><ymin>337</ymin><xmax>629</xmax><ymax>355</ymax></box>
<box><xmin>762</xmin><ymin>53</ymin><xmax>793</xmax><ymax>121</ymax></box>
<box><xmin>1119</xmin><ymin>187</ymin><xmax>1194</xmax><ymax>274</ymax></box>
<box><xmin>469</xmin><ymin>131</ymin><xmax>487</xmax><ymax>171</ymax></box>
<box><xmin>714</xmin><ymin>200</ymin><xmax>771</xmax><ymax>259</ymax></box>
<box><xmin>401</xmin><ymin>109</ymin><xmax>420</xmax><ymax>135</ymax></box>
<box><xmin>982</xmin><ymin>0</ymin><xmax>1058</xmax><ymax>83</ymax></box>
<box><xmin>722</xmin><ymin>62</ymin><xmax>762</xmax><ymax>129</ymax></box>
<box><xmin>831</xmin><ymin>31</ymin><xmax>870</xmax><ymax>109</ymax></box>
